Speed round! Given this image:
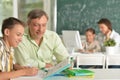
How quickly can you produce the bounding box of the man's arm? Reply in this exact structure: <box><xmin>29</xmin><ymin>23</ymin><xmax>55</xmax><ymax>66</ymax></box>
<box><xmin>14</xmin><ymin>44</ymin><xmax>46</xmax><ymax>69</ymax></box>
<box><xmin>53</xmin><ymin>33</ymin><xmax>69</xmax><ymax>63</ymax></box>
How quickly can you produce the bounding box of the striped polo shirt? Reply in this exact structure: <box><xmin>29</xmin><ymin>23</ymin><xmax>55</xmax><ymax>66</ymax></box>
<box><xmin>0</xmin><ymin>38</ymin><xmax>14</xmax><ymax>72</ymax></box>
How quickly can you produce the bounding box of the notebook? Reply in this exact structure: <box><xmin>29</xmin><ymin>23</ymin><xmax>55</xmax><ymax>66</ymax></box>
<box><xmin>38</xmin><ymin>57</ymin><xmax>71</xmax><ymax>79</ymax></box>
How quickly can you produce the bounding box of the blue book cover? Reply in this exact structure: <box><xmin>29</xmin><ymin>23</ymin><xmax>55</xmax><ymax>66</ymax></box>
<box><xmin>41</xmin><ymin>58</ymin><xmax>71</xmax><ymax>79</ymax></box>
<box><xmin>44</xmin><ymin>64</ymin><xmax>71</xmax><ymax>80</ymax></box>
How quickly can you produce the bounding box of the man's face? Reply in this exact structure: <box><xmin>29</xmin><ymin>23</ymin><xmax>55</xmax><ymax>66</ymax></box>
<box><xmin>28</xmin><ymin>15</ymin><xmax>47</xmax><ymax>39</ymax></box>
<box><xmin>98</xmin><ymin>24</ymin><xmax>109</xmax><ymax>35</ymax></box>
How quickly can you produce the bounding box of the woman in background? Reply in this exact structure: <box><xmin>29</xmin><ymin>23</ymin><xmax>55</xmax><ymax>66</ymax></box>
<box><xmin>78</xmin><ymin>28</ymin><xmax>102</xmax><ymax>69</ymax></box>
<box><xmin>97</xmin><ymin>18</ymin><xmax>120</xmax><ymax>68</ymax></box>
<box><xmin>0</xmin><ymin>17</ymin><xmax>38</xmax><ymax>80</ymax></box>
<box><xmin>97</xmin><ymin>18</ymin><xmax>120</xmax><ymax>47</ymax></box>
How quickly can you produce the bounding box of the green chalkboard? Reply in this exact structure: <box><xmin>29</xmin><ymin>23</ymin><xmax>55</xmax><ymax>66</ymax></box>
<box><xmin>57</xmin><ymin>0</ymin><xmax>120</xmax><ymax>34</ymax></box>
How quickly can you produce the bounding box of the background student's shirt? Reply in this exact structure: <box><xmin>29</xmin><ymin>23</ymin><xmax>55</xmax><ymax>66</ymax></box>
<box><xmin>82</xmin><ymin>40</ymin><xmax>101</xmax><ymax>52</ymax></box>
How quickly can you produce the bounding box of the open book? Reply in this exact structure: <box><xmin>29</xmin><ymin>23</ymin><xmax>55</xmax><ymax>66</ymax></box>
<box><xmin>38</xmin><ymin>57</ymin><xmax>71</xmax><ymax>79</ymax></box>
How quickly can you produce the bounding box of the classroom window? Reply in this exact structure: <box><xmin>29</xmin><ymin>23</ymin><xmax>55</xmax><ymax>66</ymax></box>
<box><xmin>0</xmin><ymin>0</ymin><xmax>56</xmax><ymax>36</ymax></box>
<box><xmin>18</xmin><ymin>0</ymin><xmax>43</xmax><ymax>23</ymax></box>
<box><xmin>0</xmin><ymin>0</ymin><xmax>13</xmax><ymax>36</ymax></box>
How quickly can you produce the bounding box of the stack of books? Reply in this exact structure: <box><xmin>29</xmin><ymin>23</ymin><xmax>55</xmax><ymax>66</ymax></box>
<box><xmin>64</xmin><ymin>69</ymin><xmax>94</xmax><ymax>79</ymax></box>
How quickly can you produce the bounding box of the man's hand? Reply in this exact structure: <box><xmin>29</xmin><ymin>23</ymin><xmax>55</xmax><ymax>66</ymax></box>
<box><xmin>45</xmin><ymin>63</ymin><xmax>53</xmax><ymax>68</ymax></box>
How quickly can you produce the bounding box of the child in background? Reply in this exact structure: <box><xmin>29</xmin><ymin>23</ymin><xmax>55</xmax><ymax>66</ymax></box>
<box><xmin>80</xmin><ymin>28</ymin><xmax>101</xmax><ymax>53</ymax></box>
<box><xmin>79</xmin><ymin>28</ymin><xmax>102</xmax><ymax>69</ymax></box>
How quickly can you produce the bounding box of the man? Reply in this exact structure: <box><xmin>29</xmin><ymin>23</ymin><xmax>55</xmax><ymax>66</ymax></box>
<box><xmin>14</xmin><ymin>9</ymin><xmax>69</xmax><ymax>69</ymax></box>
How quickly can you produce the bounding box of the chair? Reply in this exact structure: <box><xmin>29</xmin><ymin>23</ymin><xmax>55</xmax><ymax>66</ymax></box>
<box><xmin>76</xmin><ymin>52</ymin><xmax>105</xmax><ymax>69</ymax></box>
<box><xmin>106</xmin><ymin>54</ymin><xmax>120</xmax><ymax>69</ymax></box>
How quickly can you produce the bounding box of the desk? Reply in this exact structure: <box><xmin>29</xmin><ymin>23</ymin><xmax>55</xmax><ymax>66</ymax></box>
<box><xmin>12</xmin><ymin>53</ymin><xmax>120</xmax><ymax>80</ymax></box>
<box><xmin>71</xmin><ymin>52</ymin><xmax>120</xmax><ymax>69</ymax></box>
<box><xmin>71</xmin><ymin>52</ymin><xmax>105</xmax><ymax>69</ymax></box>
<box><xmin>12</xmin><ymin>69</ymin><xmax>120</xmax><ymax>80</ymax></box>
<box><xmin>106</xmin><ymin>54</ymin><xmax>120</xmax><ymax>69</ymax></box>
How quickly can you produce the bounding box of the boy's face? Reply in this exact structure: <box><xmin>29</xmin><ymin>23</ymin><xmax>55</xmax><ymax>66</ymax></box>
<box><xmin>85</xmin><ymin>31</ymin><xmax>95</xmax><ymax>43</ymax></box>
<box><xmin>5</xmin><ymin>24</ymin><xmax>24</xmax><ymax>47</ymax></box>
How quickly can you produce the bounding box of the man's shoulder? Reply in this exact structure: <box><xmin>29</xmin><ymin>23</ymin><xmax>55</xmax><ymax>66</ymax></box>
<box><xmin>44</xmin><ymin>30</ymin><xmax>61</xmax><ymax>42</ymax></box>
<box><xmin>18</xmin><ymin>33</ymin><xmax>30</xmax><ymax>46</ymax></box>
<box><xmin>45</xmin><ymin>30</ymin><xmax>57</xmax><ymax>34</ymax></box>
<box><xmin>45</xmin><ymin>30</ymin><xmax>59</xmax><ymax>37</ymax></box>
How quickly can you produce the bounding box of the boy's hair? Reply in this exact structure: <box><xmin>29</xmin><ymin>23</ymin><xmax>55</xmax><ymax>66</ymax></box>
<box><xmin>97</xmin><ymin>18</ymin><xmax>112</xmax><ymax>31</ymax></box>
<box><xmin>2</xmin><ymin>17</ymin><xmax>25</xmax><ymax>35</ymax></box>
<box><xmin>85</xmin><ymin>28</ymin><xmax>95</xmax><ymax>34</ymax></box>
